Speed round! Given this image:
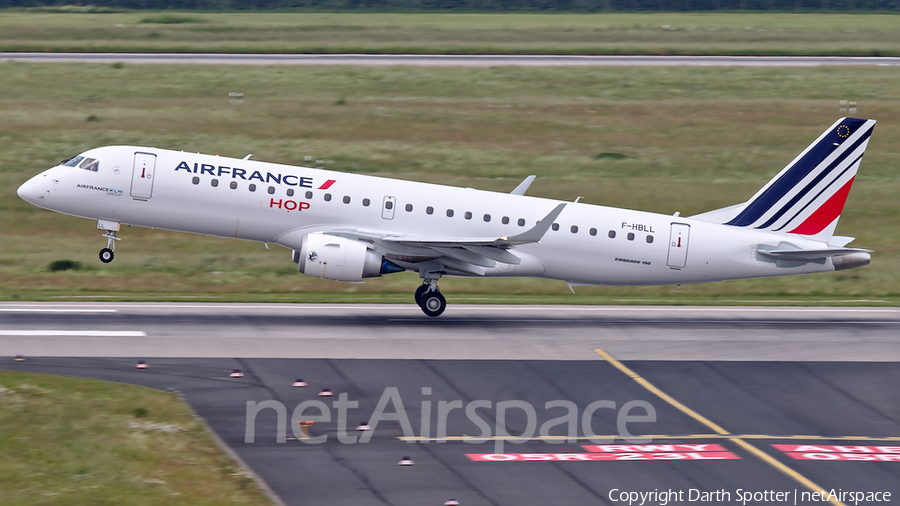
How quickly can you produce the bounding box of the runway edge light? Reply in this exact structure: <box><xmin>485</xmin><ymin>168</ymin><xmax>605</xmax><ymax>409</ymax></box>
<box><xmin>293</xmin><ymin>378</ymin><xmax>307</xmax><ymax>387</ymax></box>
<box><xmin>356</xmin><ymin>422</ymin><xmax>371</xmax><ymax>431</ymax></box>
<box><xmin>318</xmin><ymin>388</ymin><xmax>333</xmax><ymax>397</ymax></box>
<box><xmin>136</xmin><ymin>360</ymin><xmax>148</xmax><ymax>369</ymax></box>
<box><xmin>14</xmin><ymin>355</ymin><xmax>25</xmax><ymax>362</ymax></box>
<box><xmin>230</xmin><ymin>369</ymin><xmax>244</xmax><ymax>378</ymax></box>
<box><xmin>398</xmin><ymin>456</ymin><xmax>414</xmax><ymax>466</ymax></box>
<box><xmin>445</xmin><ymin>500</ymin><xmax>460</xmax><ymax>506</ymax></box>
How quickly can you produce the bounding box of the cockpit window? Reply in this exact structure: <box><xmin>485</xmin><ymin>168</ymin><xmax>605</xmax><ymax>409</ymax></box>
<box><xmin>79</xmin><ymin>158</ymin><xmax>99</xmax><ymax>172</ymax></box>
<box><xmin>62</xmin><ymin>156</ymin><xmax>84</xmax><ymax>167</ymax></box>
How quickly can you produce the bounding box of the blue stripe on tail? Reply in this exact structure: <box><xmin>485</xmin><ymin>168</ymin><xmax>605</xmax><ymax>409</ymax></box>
<box><xmin>726</xmin><ymin>117</ymin><xmax>868</xmax><ymax>228</ymax></box>
<box><xmin>754</xmin><ymin>133</ymin><xmax>870</xmax><ymax>230</ymax></box>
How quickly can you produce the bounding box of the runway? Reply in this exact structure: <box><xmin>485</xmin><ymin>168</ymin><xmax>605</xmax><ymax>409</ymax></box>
<box><xmin>3</xmin><ymin>52</ymin><xmax>900</xmax><ymax>67</ymax></box>
<box><xmin>4</xmin><ymin>356</ymin><xmax>899</xmax><ymax>506</ymax></box>
<box><xmin>4</xmin><ymin>302</ymin><xmax>899</xmax><ymax>505</ymax></box>
<box><xmin>1</xmin><ymin>302</ymin><xmax>899</xmax><ymax>361</ymax></box>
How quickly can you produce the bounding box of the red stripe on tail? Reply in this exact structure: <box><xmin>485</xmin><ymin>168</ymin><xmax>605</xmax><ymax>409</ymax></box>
<box><xmin>789</xmin><ymin>177</ymin><xmax>855</xmax><ymax>235</ymax></box>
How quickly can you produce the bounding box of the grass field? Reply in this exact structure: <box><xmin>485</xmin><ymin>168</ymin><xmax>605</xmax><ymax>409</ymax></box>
<box><xmin>0</xmin><ymin>370</ymin><xmax>271</xmax><ymax>505</ymax></box>
<box><xmin>1</xmin><ymin>11</ymin><xmax>900</xmax><ymax>55</ymax></box>
<box><xmin>1</xmin><ymin>62</ymin><xmax>898</xmax><ymax>305</ymax></box>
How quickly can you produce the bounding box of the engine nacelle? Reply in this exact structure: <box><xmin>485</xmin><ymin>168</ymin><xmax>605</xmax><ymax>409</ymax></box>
<box><xmin>832</xmin><ymin>252</ymin><xmax>871</xmax><ymax>271</ymax></box>
<box><xmin>294</xmin><ymin>233</ymin><xmax>385</xmax><ymax>282</ymax></box>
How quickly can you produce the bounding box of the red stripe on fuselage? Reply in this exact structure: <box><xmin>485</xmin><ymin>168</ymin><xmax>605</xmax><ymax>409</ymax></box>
<box><xmin>318</xmin><ymin>179</ymin><xmax>336</xmax><ymax>190</ymax></box>
<box><xmin>789</xmin><ymin>177</ymin><xmax>855</xmax><ymax>235</ymax></box>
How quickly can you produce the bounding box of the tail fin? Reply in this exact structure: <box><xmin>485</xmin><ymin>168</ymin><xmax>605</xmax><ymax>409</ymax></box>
<box><xmin>723</xmin><ymin>117</ymin><xmax>875</xmax><ymax>241</ymax></box>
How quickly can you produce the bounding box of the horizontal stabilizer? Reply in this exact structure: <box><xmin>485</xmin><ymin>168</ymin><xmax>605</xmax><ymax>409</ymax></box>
<box><xmin>757</xmin><ymin>247</ymin><xmax>872</xmax><ymax>262</ymax></box>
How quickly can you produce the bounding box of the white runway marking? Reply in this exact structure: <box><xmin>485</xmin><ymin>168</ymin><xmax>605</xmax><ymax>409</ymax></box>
<box><xmin>0</xmin><ymin>330</ymin><xmax>146</xmax><ymax>337</ymax></box>
<box><xmin>0</xmin><ymin>303</ymin><xmax>896</xmax><ymax>314</ymax></box>
<box><xmin>0</xmin><ymin>309</ymin><xmax>117</xmax><ymax>313</ymax></box>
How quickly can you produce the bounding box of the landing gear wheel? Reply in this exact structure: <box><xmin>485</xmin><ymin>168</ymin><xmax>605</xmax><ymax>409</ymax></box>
<box><xmin>414</xmin><ymin>284</ymin><xmax>430</xmax><ymax>307</ymax></box>
<box><xmin>420</xmin><ymin>291</ymin><xmax>446</xmax><ymax>318</ymax></box>
<box><xmin>99</xmin><ymin>248</ymin><xmax>114</xmax><ymax>263</ymax></box>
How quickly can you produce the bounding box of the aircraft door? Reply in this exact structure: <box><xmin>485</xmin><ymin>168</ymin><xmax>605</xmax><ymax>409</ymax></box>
<box><xmin>382</xmin><ymin>196</ymin><xmax>396</xmax><ymax>220</ymax></box>
<box><xmin>666</xmin><ymin>223</ymin><xmax>690</xmax><ymax>269</ymax></box>
<box><xmin>130</xmin><ymin>152</ymin><xmax>157</xmax><ymax>200</ymax></box>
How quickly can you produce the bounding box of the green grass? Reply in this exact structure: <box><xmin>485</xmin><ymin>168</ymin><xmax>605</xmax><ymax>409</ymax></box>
<box><xmin>1</xmin><ymin>11</ymin><xmax>900</xmax><ymax>55</ymax></box>
<box><xmin>1</xmin><ymin>62</ymin><xmax>898</xmax><ymax>305</ymax></box>
<box><xmin>0</xmin><ymin>371</ymin><xmax>272</xmax><ymax>505</ymax></box>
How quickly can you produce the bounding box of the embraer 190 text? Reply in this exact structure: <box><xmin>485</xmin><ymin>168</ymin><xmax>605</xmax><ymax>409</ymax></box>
<box><xmin>18</xmin><ymin>118</ymin><xmax>874</xmax><ymax>316</ymax></box>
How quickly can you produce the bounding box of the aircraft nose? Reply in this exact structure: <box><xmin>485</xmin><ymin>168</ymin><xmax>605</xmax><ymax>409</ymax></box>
<box><xmin>17</xmin><ymin>178</ymin><xmax>36</xmax><ymax>202</ymax></box>
<box><xmin>17</xmin><ymin>173</ymin><xmax>48</xmax><ymax>203</ymax></box>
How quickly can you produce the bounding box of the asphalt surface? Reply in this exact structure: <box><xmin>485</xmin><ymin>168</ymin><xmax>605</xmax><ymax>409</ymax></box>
<box><xmin>1</xmin><ymin>303</ymin><xmax>898</xmax><ymax>361</ymax></box>
<box><xmin>3</xmin><ymin>303</ymin><xmax>898</xmax><ymax>505</ymax></box>
<box><xmin>4</xmin><ymin>53</ymin><xmax>900</xmax><ymax>67</ymax></box>
<box><xmin>2</xmin><ymin>357</ymin><xmax>898</xmax><ymax>506</ymax></box>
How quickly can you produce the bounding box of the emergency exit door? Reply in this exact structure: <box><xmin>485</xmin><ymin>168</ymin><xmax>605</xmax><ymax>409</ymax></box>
<box><xmin>131</xmin><ymin>152</ymin><xmax>157</xmax><ymax>200</ymax></box>
<box><xmin>666</xmin><ymin>223</ymin><xmax>690</xmax><ymax>269</ymax></box>
<box><xmin>382</xmin><ymin>196</ymin><xmax>396</xmax><ymax>220</ymax></box>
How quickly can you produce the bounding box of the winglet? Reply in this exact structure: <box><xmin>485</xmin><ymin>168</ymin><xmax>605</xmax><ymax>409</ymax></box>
<box><xmin>504</xmin><ymin>203</ymin><xmax>566</xmax><ymax>245</ymax></box>
<box><xmin>510</xmin><ymin>175</ymin><xmax>537</xmax><ymax>196</ymax></box>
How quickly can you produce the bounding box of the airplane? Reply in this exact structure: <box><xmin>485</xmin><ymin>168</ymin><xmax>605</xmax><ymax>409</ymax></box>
<box><xmin>17</xmin><ymin>117</ymin><xmax>874</xmax><ymax>317</ymax></box>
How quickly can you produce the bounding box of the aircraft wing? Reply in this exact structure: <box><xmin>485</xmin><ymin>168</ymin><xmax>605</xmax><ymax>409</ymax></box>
<box><xmin>327</xmin><ymin>203</ymin><xmax>566</xmax><ymax>275</ymax></box>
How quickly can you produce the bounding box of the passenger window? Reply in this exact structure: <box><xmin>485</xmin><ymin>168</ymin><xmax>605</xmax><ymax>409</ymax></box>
<box><xmin>306</xmin><ymin>191</ymin><xmax>313</xmax><ymax>199</ymax></box>
<box><xmin>518</xmin><ymin>218</ymin><xmax>525</xmax><ymax>227</ymax></box>
<box><xmin>384</xmin><ymin>199</ymin><xmax>392</xmax><ymax>209</ymax></box>
<box><xmin>551</xmin><ymin>223</ymin><xmax>559</xmax><ymax>231</ymax></box>
<box><xmin>571</xmin><ymin>225</ymin><xmax>578</xmax><ymax>233</ymax></box>
<box><xmin>465</xmin><ymin>211</ymin><xmax>472</xmax><ymax>220</ymax></box>
<box><xmin>230</xmin><ymin>181</ymin><xmax>238</xmax><ymax>190</ymax></box>
<box><xmin>608</xmin><ymin>230</ymin><xmax>616</xmax><ymax>239</ymax></box>
<box><xmin>325</xmin><ymin>193</ymin><xmax>332</xmax><ymax>202</ymax></box>
<box><xmin>446</xmin><ymin>209</ymin><xmax>454</xmax><ymax>217</ymax></box>
<box><xmin>646</xmin><ymin>235</ymin><xmax>654</xmax><ymax>244</ymax></box>
<box><xmin>249</xmin><ymin>184</ymin><xmax>256</xmax><ymax>192</ymax></box>
<box><xmin>211</xmin><ymin>179</ymin><xmax>219</xmax><ymax>187</ymax></box>
<box><xmin>267</xmin><ymin>186</ymin><xmax>275</xmax><ymax>195</ymax></box>
<box><xmin>62</xmin><ymin>156</ymin><xmax>84</xmax><ymax>167</ymax></box>
<box><xmin>192</xmin><ymin>176</ymin><xmax>200</xmax><ymax>185</ymax></box>
<box><xmin>287</xmin><ymin>188</ymin><xmax>294</xmax><ymax>196</ymax></box>
<box><xmin>406</xmin><ymin>204</ymin><xmax>413</xmax><ymax>212</ymax></box>
<box><xmin>627</xmin><ymin>233</ymin><xmax>635</xmax><ymax>241</ymax></box>
<box><xmin>502</xmin><ymin>216</ymin><xmax>510</xmax><ymax>225</ymax></box>
<box><xmin>343</xmin><ymin>196</ymin><xmax>351</xmax><ymax>204</ymax></box>
<box><xmin>363</xmin><ymin>198</ymin><xmax>370</xmax><ymax>207</ymax></box>
<box><xmin>590</xmin><ymin>228</ymin><xmax>597</xmax><ymax>236</ymax></box>
<box><xmin>483</xmin><ymin>214</ymin><xmax>491</xmax><ymax>222</ymax></box>
<box><xmin>426</xmin><ymin>206</ymin><xmax>434</xmax><ymax>215</ymax></box>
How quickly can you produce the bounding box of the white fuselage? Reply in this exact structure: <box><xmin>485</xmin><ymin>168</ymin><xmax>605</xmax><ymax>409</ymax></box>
<box><xmin>18</xmin><ymin>146</ymin><xmax>839</xmax><ymax>285</ymax></box>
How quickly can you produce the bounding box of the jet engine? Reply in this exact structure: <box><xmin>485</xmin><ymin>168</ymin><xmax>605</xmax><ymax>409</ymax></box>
<box><xmin>832</xmin><ymin>252</ymin><xmax>871</xmax><ymax>271</ymax></box>
<box><xmin>292</xmin><ymin>233</ymin><xmax>403</xmax><ymax>282</ymax></box>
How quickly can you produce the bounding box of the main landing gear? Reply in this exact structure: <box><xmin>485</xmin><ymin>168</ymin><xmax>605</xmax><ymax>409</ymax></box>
<box><xmin>99</xmin><ymin>230</ymin><xmax>120</xmax><ymax>264</ymax></box>
<box><xmin>415</xmin><ymin>279</ymin><xmax>446</xmax><ymax>317</ymax></box>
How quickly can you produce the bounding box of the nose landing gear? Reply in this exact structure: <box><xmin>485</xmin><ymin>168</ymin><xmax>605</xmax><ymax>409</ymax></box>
<box><xmin>99</xmin><ymin>247</ymin><xmax>114</xmax><ymax>263</ymax></box>
<box><xmin>415</xmin><ymin>278</ymin><xmax>446</xmax><ymax>317</ymax></box>
<box><xmin>97</xmin><ymin>220</ymin><xmax>121</xmax><ymax>264</ymax></box>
